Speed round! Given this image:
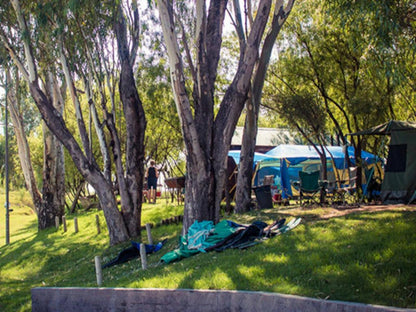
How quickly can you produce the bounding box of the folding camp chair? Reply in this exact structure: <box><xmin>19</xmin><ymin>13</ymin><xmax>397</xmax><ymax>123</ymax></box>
<box><xmin>324</xmin><ymin>170</ymin><xmax>338</xmax><ymax>202</ymax></box>
<box><xmin>325</xmin><ymin>171</ymin><xmax>337</xmax><ymax>192</ymax></box>
<box><xmin>297</xmin><ymin>170</ymin><xmax>322</xmax><ymax>205</ymax></box>
<box><xmin>337</xmin><ymin>167</ymin><xmax>357</xmax><ymax>205</ymax></box>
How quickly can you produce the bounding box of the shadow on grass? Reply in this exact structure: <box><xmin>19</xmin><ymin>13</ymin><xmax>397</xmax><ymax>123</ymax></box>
<box><xmin>0</xmin><ymin>214</ymin><xmax>111</xmax><ymax>312</ymax></box>
<box><xmin>2</xmin><ymin>206</ymin><xmax>415</xmax><ymax>311</ymax></box>
<box><xmin>150</xmin><ymin>210</ymin><xmax>416</xmax><ymax>309</ymax></box>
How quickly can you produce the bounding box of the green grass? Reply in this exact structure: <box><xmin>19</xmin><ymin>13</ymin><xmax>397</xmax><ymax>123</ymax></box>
<box><xmin>1</xmin><ymin>190</ymin><xmax>416</xmax><ymax>311</ymax></box>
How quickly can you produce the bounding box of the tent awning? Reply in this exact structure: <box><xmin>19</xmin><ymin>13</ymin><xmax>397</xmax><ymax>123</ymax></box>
<box><xmin>264</xmin><ymin>144</ymin><xmax>377</xmax><ymax>168</ymax></box>
<box><xmin>228</xmin><ymin>150</ymin><xmax>277</xmax><ymax>166</ymax></box>
<box><xmin>349</xmin><ymin>120</ymin><xmax>416</xmax><ymax>136</ymax></box>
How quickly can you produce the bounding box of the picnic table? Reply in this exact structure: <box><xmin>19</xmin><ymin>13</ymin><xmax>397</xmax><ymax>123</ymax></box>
<box><xmin>165</xmin><ymin>176</ymin><xmax>185</xmax><ymax>205</ymax></box>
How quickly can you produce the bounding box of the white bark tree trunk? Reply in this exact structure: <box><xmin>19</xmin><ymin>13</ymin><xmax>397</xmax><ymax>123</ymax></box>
<box><xmin>4</xmin><ymin>0</ymin><xmax>131</xmax><ymax>244</ymax></box>
<box><xmin>38</xmin><ymin>70</ymin><xmax>66</xmax><ymax>229</ymax></box>
<box><xmin>6</xmin><ymin>69</ymin><xmax>43</xmax><ymax>214</ymax></box>
<box><xmin>6</xmin><ymin>67</ymin><xmax>66</xmax><ymax>230</ymax></box>
<box><xmin>59</xmin><ymin>40</ymin><xmax>93</xmax><ymax>161</ymax></box>
<box><xmin>236</xmin><ymin>0</ymin><xmax>295</xmax><ymax>213</ymax></box>
<box><xmin>83</xmin><ymin>74</ymin><xmax>112</xmax><ymax>182</ymax></box>
<box><xmin>158</xmin><ymin>0</ymin><xmax>276</xmax><ymax>233</ymax></box>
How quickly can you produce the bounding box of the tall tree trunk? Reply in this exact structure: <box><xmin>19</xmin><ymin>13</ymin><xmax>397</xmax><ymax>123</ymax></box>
<box><xmin>6</xmin><ymin>68</ymin><xmax>42</xmax><ymax>213</ymax></box>
<box><xmin>235</xmin><ymin>95</ymin><xmax>258</xmax><ymax>213</ymax></box>
<box><xmin>235</xmin><ymin>0</ymin><xmax>295</xmax><ymax>213</ymax></box>
<box><xmin>38</xmin><ymin>71</ymin><xmax>66</xmax><ymax>229</ymax></box>
<box><xmin>83</xmin><ymin>75</ymin><xmax>112</xmax><ymax>182</ymax></box>
<box><xmin>26</xmin><ymin>82</ymin><xmax>129</xmax><ymax>243</ymax></box>
<box><xmin>158</xmin><ymin>0</ymin><xmax>274</xmax><ymax>234</ymax></box>
<box><xmin>114</xmin><ymin>3</ymin><xmax>146</xmax><ymax>238</ymax></box>
<box><xmin>6</xmin><ymin>67</ymin><xmax>66</xmax><ymax>230</ymax></box>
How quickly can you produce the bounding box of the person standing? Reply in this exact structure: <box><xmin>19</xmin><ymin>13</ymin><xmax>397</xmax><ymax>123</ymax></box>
<box><xmin>146</xmin><ymin>160</ymin><xmax>159</xmax><ymax>203</ymax></box>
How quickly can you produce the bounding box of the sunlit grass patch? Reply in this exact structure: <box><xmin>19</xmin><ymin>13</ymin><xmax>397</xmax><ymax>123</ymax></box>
<box><xmin>193</xmin><ymin>267</ymin><xmax>237</xmax><ymax>289</ymax></box>
<box><xmin>1</xmin><ymin>190</ymin><xmax>416</xmax><ymax>311</ymax></box>
<box><xmin>141</xmin><ymin>201</ymin><xmax>184</xmax><ymax>225</ymax></box>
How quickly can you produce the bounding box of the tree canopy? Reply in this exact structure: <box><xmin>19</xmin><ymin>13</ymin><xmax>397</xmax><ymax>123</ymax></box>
<box><xmin>0</xmin><ymin>0</ymin><xmax>414</xmax><ymax>244</ymax></box>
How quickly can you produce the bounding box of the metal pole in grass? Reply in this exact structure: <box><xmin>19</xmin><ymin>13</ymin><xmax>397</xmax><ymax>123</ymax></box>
<box><xmin>139</xmin><ymin>243</ymin><xmax>147</xmax><ymax>269</ymax></box>
<box><xmin>94</xmin><ymin>256</ymin><xmax>102</xmax><ymax>286</ymax></box>
<box><xmin>4</xmin><ymin>77</ymin><xmax>10</xmax><ymax>245</ymax></box>
<box><xmin>145</xmin><ymin>223</ymin><xmax>153</xmax><ymax>245</ymax></box>
<box><xmin>55</xmin><ymin>216</ymin><xmax>60</xmax><ymax>229</ymax></box>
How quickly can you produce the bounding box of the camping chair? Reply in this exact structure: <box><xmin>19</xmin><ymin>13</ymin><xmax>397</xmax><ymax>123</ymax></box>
<box><xmin>324</xmin><ymin>170</ymin><xmax>338</xmax><ymax>202</ymax></box>
<box><xmin>297</xmin><ymin>170</ymin><xmax>322</xmax><ymax>205</ymax></box>
<box><xmin>337</xmin><ymin>167</ymin><xmax>357</xmax><ymax>205</ymax></box>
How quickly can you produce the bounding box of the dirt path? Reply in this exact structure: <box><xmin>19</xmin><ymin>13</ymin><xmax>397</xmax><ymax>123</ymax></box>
<box><xmin>319</xmin><ymin>204</ymin><xmax>415</xmax><ymax>219</ymax></box>
<box><xmin>272</xmin><ymin>203</ymin><xmax>415</xmax><ymax>222</ymax></box>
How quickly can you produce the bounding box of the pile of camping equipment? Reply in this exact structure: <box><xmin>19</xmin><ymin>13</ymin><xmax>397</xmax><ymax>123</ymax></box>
<box><xmin>160</xmin><ymin>217</ymin><xmax>302</xmax><ymax>264</ymax></box>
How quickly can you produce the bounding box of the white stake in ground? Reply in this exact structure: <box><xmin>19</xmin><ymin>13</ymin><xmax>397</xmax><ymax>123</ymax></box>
<box><xmin>140</xmin><ymin>243</ymin><xmax>147</xmax><ymax>270</ymax></box>
<box><xmin>94</xmin><ymin>256</ymin><xmax>102</xmax><ymax>286</ymax></box>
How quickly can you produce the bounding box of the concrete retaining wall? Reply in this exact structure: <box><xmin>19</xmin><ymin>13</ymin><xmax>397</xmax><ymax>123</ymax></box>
<box><xmin>31</xmin><ymin>287</ymin><xmax>415</xmax><ymax>312</ymax></box>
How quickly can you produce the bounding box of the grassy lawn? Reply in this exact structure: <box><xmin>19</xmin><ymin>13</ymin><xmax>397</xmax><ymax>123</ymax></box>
<box><xmin>1</xmin><ymin>189</ymin><xmax>415</xmax><ymax>311</ymax></box>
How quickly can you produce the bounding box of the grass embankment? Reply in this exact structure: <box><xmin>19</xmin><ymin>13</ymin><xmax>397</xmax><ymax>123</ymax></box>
<box><xmin>0</xmin><ymin>189</ymin><xmax>415</xmax><ymax>311</ymax></box>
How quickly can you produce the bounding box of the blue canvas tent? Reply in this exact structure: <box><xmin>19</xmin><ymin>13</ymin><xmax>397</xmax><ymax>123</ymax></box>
<box><xmin>228</xmin><ymin>150</ymin><xmax>271</xmax><ymax>166</ymax></box>
<box><xmin>255</xmin><ymin>144</ymin><xmax>379</xmax><ymax>198</ymax></box>
<box><xmin>228</xmin><ymin>145</ymin><xmax>378</xmax><ymax>199</ymax></box>
<box><xmin>265</xmin><ymin>144</ymin><xmax>377</xmax><ymax>169</ymax></box>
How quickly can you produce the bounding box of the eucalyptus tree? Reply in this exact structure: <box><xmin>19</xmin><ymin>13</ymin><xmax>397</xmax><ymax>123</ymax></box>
<box><xmin>327</xmin><ymin>0</ymin><xmax>416</xmax><ymax>121</ymax></box>
<box><xmin>4</xmin><ymin>67</ymin><xmax>42</xmax><ymax>220</ymax></box>
<box><xmin>263</xmin><ymin>0</ymin><xmax>416</xmax><ymax>188</ymax></box>
<box><xmin>234</xmin><ymin>0</ymin><xmax>295</xmax><ymax>213</ymax></box>
<box><xmin>262</xmin><ymin>1</ymin><xmax>371</xmax><ymax>186</ymax></box>
<box><xmin>273</xmin><ymin>0</ymin><xmax>416</xmax><ymax>135</ymax></box>
<box><xmin>0</xmin><ymin>0</ymin><xmax>146</xmax><ymax>245</ymax></box>
<box><xmin>0</xmin><ymin>34</ymin><xmax>65</xmax><ymax>229</ymax></box>
<box><xmin>157</xmin><ymin>0</ymin><xmax>295</xmax><ymax>232</ymax></box>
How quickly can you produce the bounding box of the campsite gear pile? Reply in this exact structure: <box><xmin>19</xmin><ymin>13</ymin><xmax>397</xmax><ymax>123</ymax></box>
<box><xmin>160</xmin><ymin>218</ymin><xmax>302</xmax><ymax>264</ymax></box>
<box><xmin>102</xmin><ymin>218</ymin><xmax>302</xmax><ymax>268</ymax></box>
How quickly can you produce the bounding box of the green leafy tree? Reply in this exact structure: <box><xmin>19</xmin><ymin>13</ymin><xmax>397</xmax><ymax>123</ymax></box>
<box><xmin>0</xmin><ymin>0</ymin><xmax>147</xmax><ymax>245</ymax></box>
<box><xmin>235</xmin><ymin>0</ymin><xmax>295</xmax><ymax>213</ymax></box>
<box><xmin>263</xmin><ymin>0</ymin><xmax>416</xmax><ymax>188</ymax></box>
<box><xmin>157</xmin><ymin>0</ymin><xmax>296</xmax><ymax>233</ymax></box>
<box><xmin>137</xmin><ymin>58</ymin><xmax>184</xmax><ymax>173</ymax></box>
